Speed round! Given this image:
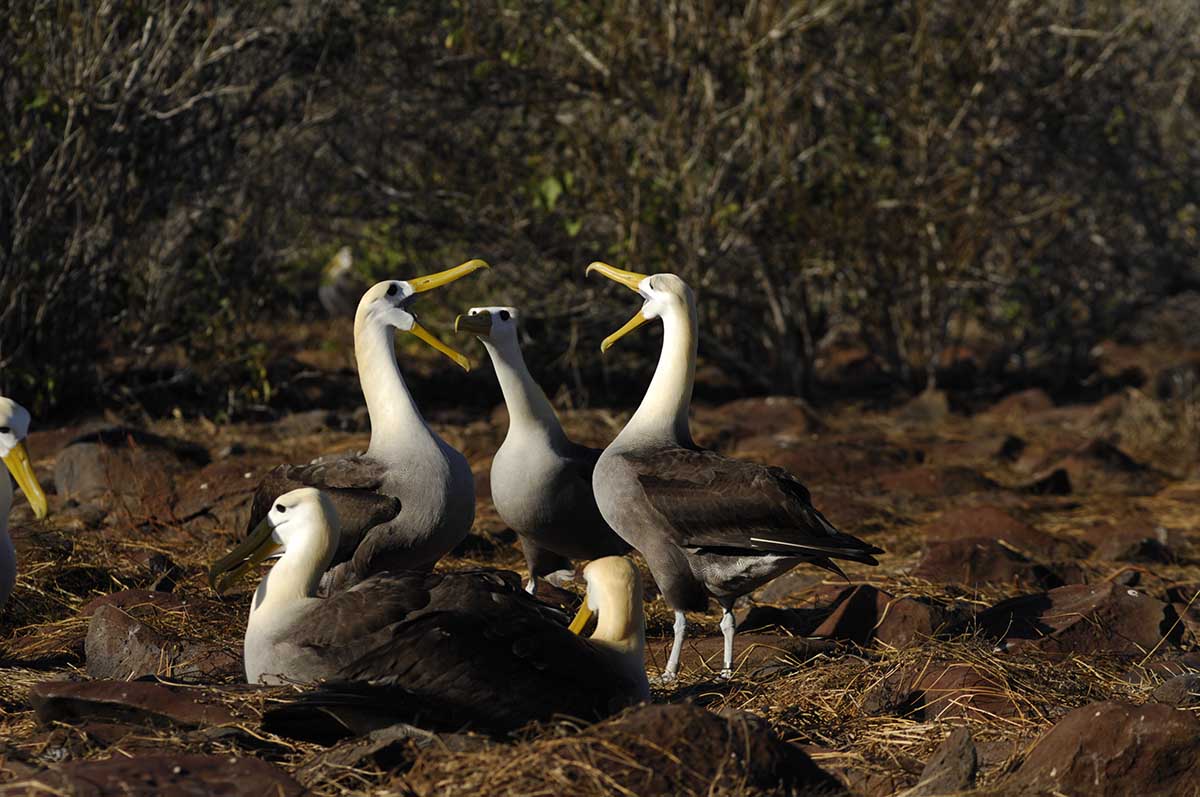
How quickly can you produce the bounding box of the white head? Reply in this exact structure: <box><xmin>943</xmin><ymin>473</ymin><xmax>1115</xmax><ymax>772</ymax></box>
<box><xmin>585</xmin><ymin>263</ymin><xmax>695</xmax><ymax>351</ymax></box>
<box><xmin>209</xmin><ymin>487</ymin><xmax>340</xmax><ymax>599</ymax></box>
<box><xmin>567</xmin><ymin>556</ymin><xmax>649</xmax><ymax>696</ymax></box>
<box><xmin>0</xmin><ymin>397</ymin><xmax>47</xmax><ymax>520</ymax></box>
<box><xmin>453</xmin><ymin>305</ymin><xmax>520</xmax><ymax>347</ymax></box>
<box><xmin>353</xmin><ymin>259</ymin><xmax>490</xmax><ymax>372</ymax></box>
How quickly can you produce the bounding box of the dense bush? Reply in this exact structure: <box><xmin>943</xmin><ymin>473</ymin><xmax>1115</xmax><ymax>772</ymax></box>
<box><xmin>2</xmin><ymin>0</ymin><xmax>1197</xmax><ymax>413</ymax></box>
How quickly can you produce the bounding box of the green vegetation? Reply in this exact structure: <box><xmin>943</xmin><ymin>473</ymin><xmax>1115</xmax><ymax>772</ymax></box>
<box><xmin>2</xmin><ymin>0</ymin><xmax>1197</xmax><ymax>413</ymax></box>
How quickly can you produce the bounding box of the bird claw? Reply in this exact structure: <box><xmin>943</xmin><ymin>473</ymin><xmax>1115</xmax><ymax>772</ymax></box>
<box><xmin>718</xmin><ymin>668</ymin><xmax>734</xmax><ymax>680</ymax></box>
<box><xmin>650</xmin><ymin>671</ymin><xmax>678</xmax><ymax>686</ymax></box>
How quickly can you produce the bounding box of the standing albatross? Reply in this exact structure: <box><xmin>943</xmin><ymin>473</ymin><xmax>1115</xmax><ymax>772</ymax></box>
<box><xmin>209</xmin><ymin>487</ymin><xmax>648</xmax><ymax>736</ymax></box>
<box><xmin>455</xmin><ymin>306</ymin><xmax>629</xmax><ymax>593</ymax></box>
<box><xmin>243</xmin><ymin>260</ymin><xmax>487</xmax><ymax>593</ymax></box>
<box><xmin>586</xmin><ymin>263</ymin><xmax>883</xmax><ymax>680</ymax></box>
<box><xmin>0</xmin><ymin>398</ymin><xmax>49</xmax><ymax>609</ymax></box>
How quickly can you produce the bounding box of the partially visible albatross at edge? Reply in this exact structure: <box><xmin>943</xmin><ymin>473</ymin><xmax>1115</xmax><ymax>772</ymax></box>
<box><xmin>209</xmin><ymin>487</ymin><xmax>648</xmax><ymax>735</ymax></box>
<box><xmin>586</xmin><ymin>262</ymin><xmax>883</xmax><ymax>681</ymax></box>
<box><xmin>455</xmin><ymin>306</ymin><xmax>629</xmax><ymax>594</ymax></box>
<box><xmin>241</xmin><ymin>260</ymin><xmax>488</xmax><ymax>593</ymax></box>
<box><xmin>0</xmin><ymin>397</ymin><xmax>49</xmax><ymax>610</ymax></box>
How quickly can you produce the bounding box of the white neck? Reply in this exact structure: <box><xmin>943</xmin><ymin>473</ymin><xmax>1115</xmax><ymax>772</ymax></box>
<box><xmin>616</xmin><ymin>300</ymin><xmax>697</xmax><ymax>447</ymax></box>
<box><xmin>249</xmin><ymin>523</ymin><xmax>335</xmax><ymax>621</ymax></box>
<box><xmin>0</xmin><ymin>476</ymin><xmax>14</xmax><ymax>606</ymax></box>
<box><xmin>482</xmin><ymin>337</ymin><xmax>567</xmax><ymax>445</ymax></box>
<box><xmin>355</xmin><ymin>318</ymin><xmax>435</xmax><ymax>456</ymax></box>
<box><xmin>589</xmin><ymin>580</ymin><xmax>648</xmax><ymax>695</ymax></box>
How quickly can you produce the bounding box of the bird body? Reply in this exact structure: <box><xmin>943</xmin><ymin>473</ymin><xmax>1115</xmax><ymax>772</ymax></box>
<box><xmin>246</xmin><ymin>262</ymin><xmax>487</xmax><ymax>592</ymax></box>
<box><xmin>587</xmin><ymin>264</ymin><xmax>882</xmax><ymax>679</ymax></box>
<box><xmin>211</xmin><ymin>488</ymin><xmax>648</xmax><ymax>735</ymax></box>
<box><xmin>457</xmin><ymin>307</ymin><xmax>629</xmax><ymax>591</ymax></box>
<box><xmin>0</xmin><ymin>398</ymin><xmax>49</xmax><ymax>609</ymax></box>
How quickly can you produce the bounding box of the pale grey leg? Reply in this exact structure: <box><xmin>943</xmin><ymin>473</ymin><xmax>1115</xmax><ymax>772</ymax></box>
<box><xmin>719</xmin><ymin>599</ymin><xmax>736</xmax><ymax>678</ymax></box>
<box><xmin>655</xmin><ymin>610</ymin><xmax>687</xmax><ymax>683</ymax></box>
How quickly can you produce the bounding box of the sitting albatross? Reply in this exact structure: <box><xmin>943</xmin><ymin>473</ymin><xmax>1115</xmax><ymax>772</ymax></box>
<box><xmin>244</xmin><ymin>260</ymin><xmax>487</xmax><ymax>592</ymax></box>
<box><xmin>209</xmin><ymin>487</ymin><xmax>648</xmax><ymax>736</ymax></box>
<box><xmin>455</xmin><ymin>306</ymin><xmax>629</xmax><ymax>593</ymax></box>
<box><xmin>0</xmin><ymin>398</ymin><xmax>49</xmax><ymax>609</ymax></box>
<box><xmin>586</xmin><ymin>263</ymin><xmax>883</xmax><ymax>680</ymax></box>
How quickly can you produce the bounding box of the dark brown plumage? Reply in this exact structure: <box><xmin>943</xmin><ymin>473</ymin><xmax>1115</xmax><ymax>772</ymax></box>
<box><xmin>262</xmin><ymin>569</ymin><xmax>645</xmax><ymax>740</ymax></box>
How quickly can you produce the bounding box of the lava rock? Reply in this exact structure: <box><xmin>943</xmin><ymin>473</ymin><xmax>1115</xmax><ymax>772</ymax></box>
<box><xmin>1150</xmin><ymin>674</ymin><xmax>1200</xmax><ymax>708</ymax></box>
<box><xmin>913</xmin><ymin>537</ymin><xmax>1080</xmax><ymax>590</ymax></box>
<box><xmin>8</xmin><ymin>754</ymin><xmax>303</xmax><ymax>797</ymax></box>
<box><xmin>810</xmin><ymin>585</ymin><xmax>958</xmax><ymax>648</ymax></box>
<box><xmin>54</xmin><ymin>426</ymin><xmax>210</xmax><ymax>508</ymax></box>
<box><xmin>981</xmin><ymin>388</ymin><xmax>1055</xmax><ymax>419</ymax></box>
<box><xmin>904</xmin><ymin>726</ymin><xmax>977</xmax><ymax>795</ymax></box>
<box><xmin>878</xmin><ymin>466</ymin><xmax>1000</xmax><ymax>498</ymax></box>
<box><xmin>85</xmin><ymin>604</ymin><xmax>240</xmax><ymax>682</ymax></box>
<box><xmin>1004</xmin><ymin>701</ymin><xmax>1200</xmax><ymax>796</ymax></box>
<box><xmin>30</xmin><ymin>680</ymin><xmax>238</xmax><ymax>730</ymax></box>
<box><xmin>976</xmin><ymin>583</ymin><xmax>1184</xmax><ymax>656</ymax></box>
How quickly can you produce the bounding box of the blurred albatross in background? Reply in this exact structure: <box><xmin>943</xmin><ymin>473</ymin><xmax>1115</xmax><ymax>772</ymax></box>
<box><xmin>586</xmin><ymin>262</ymin><xmax>883</xmax><ymax>681</ymax></box>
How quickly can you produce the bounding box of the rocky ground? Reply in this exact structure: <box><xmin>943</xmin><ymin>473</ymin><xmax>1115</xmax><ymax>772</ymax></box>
<box><xmin>1</xmin><ymin>342</ymin><xmax>1199</xmax><ymax>796</ymax></box>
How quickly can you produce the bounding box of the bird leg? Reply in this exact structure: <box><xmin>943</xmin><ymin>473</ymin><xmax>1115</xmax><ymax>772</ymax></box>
<box><xmin>718</xmin><ymin>600</ymin><xmax>736</xmax><ymax>679</ymax></box>
<box><xmin>654</xmin><ymin>610</ymin><xmax>688</xmax><ymax>684</ymax></box>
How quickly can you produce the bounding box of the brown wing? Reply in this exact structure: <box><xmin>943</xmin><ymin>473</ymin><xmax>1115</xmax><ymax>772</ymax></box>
<box><xmin>247</xmin><ymin>458</ymin><xmax>401</xmax><ymax>564</ymax></box>
<box><xmin>627</xmin><ymin>447</ymin><xmax>882</xmax><ymax>564</ymax></box>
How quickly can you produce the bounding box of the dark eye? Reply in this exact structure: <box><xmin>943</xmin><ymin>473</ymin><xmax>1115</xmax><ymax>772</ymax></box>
<box><xmin>0</xmin><ymin>427</ymin><xmax>9</xmax><ymax>434</ymax></box>
<box><xmin>499</xmin><ymin>310</ymin><xmax>510</xmax><ymax>321</ymax></box>
<box><xmin>275</xmin><ymin>504</ymin><xmax>286</xmax><ymax>513</ymax></box>
<box><xmin>386</xmin><ymin>284</ymin><xmax>398</xmax><ymax>297</ymax></box>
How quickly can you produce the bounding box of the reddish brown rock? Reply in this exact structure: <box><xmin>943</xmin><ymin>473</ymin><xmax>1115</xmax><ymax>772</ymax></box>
<box><xmin>976</xmin><ymin>583</ymin><xmax>1184</xmax><ymax>655</ymax></box>
<box><xmin>53</xmin><ymin>426</ymin><xmax>210</xmax><ymax>510</ymax></box>
<box><xmin>878</xmin><ymin>466</ymin><xmax>1000</xmax><ymax>498</ymax></box>
<box><xmin>907</xmin><ymin>726</ymin><xmax>977</xmax><ymax>795</ymax></box>
<box><xmin>696</xmin><ymin>396</ymin><xmax>827</xmax><ymax>439</ymax></box>
<box><xmin>1004</xmin><ymin>702</ymin><xmax>1200</xmax><ymax>796</ymax></box>
<box><xmin>1032</xmin><ymin>439</ymin><xmax>1169</xmax><ymax>496</ymax></box>
<box><xmin>1083</xmin><ymin>518</ymin><xmax>1180</xmax><ymax>563</ymax></box>
<box><xmin>921</xmin><ymin>506</ymin><xmax>1082</xmax><ymax>558</ymax></box>
<box><xmin>85</xmin><ymin>604</ymin><xmax>240</xmax><ymax>682</ymax></box>
<box><xmin>912</xmin><ymin>538</ymin><xmax>1081</xmax><ymax>590</ymax></box>
<box><xmin>916</xmin><ymin>664</ymin><xmax>1019</xmax><ymax>721</ymax></box>
<box><xmin>5</xmin><ymin>754</ymin><xmax>303</xmax><ymax>797</ymax></box>
<box><xmin>810</xmin><ymin>585</ymin><xmax>957</xmax><ymax>648</ymax></box>
<box><xmin>1151</xmin><ymin>674</ymin><xmax>1200</xmax><ymax>708</ymax></box>
<box><xmin>30</xmin><ymin>680</ymin><xmax>239</xmax><ymax>730</ymax></box>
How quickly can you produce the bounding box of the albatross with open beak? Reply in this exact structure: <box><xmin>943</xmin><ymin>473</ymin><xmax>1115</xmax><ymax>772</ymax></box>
<box><xmin>586</xmin><ymin>263</ymin><xmax>883</xmax><ymax>681</ymax></box>
<box><xmin>247</xmin><ymin>260</ymin><xmax>487</xmax><ymax>592</ymax></box>
<box><xmin>0</xmin><ymin>398</ymin><xmax>49</xmax><ymax>609</ymax></box>
<box><xmin>455</xmin><ymin>306</ymin><xmax>629</xmax><ymax>593</ymax></box>
<box><xmin>210</xmin><ymin>487</ymin><xmax>648</xmax><ymax>735</ymax></box>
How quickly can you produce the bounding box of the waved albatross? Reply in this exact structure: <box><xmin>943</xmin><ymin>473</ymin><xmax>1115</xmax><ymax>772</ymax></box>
<box><xmin>209</xmin><ymin>487</ymin><xmax>648</xmax><ymax>735</ymax></box>
<box><xmin>245</xmin><ymin>260</ymin><xmax>487</xmax><ymax>593</ymax></box>
<box><xmin>586</xmin><ymin>262</ymin><xmax>883</xmax><ymax>680</ymax></box>
<box><xmin>0</xmin><ymin>397</ymin><xmax>49</xmax><ymax>609</ymax></box>
<box><xmin>455</xmin><ymin>306</ymin><xmax>629</xmax><ymax>593</ymax></box>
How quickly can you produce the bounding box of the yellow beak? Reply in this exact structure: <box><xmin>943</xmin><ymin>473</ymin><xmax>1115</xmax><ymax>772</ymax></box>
<box><xmin>408</xmin><ymin>259</ymin><xmax>490</xmax><ymax>293</ymax></box>
<box><xmin>454</xmin><ymin>312</ymin><xmax>493</xmax><ymax>337</ymax></box>
<box><xmin>586</xmin><ymin>261</ymin><xmax>652</xmax><ymax>352</ymax></box>
<box><xmin>208</xmin><ymin>517</ymin><xmax>285</xmax><ymax>596</ymax></box>
<box><xmin>567</xmin><ymin>599</ymin><xmax>595</xmax><ymax>635</ymax></box>
<box><xmin>3</xmin><ymin>441</ymin><xmax>47</xmax><ymax>520</ymax></box>
<box><xmin>403</xmin><ymin>259</ymin><xmax>490</xmax><ymax>371</ymax></box>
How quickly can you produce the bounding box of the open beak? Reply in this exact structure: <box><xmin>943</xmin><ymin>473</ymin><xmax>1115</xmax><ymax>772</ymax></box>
<box><xmin>3</xmin><ymin>442</ymin><xmax>47</xmax><ymax>520</ymax></box>
<box><xmin>567</xmin><ymin>599</ymin><xmax>595</xmax><ymax>635</ymax></box>
<box><xmin>586</xmin><ymin>262</ymin><xmax>651</xmax><ymax>352</ymax></box>
<box><xmin>404</xmin><ymin>259</ymin><xmax>490</xmax><ymax>372</ymax></box>
<box><xmin>208</xmin><ymin>517</ymin><xmax>285</xmax><ymax>596</ymax></box>
<box><xmin>454</xmin><ymin>312</ymin><xmax>493</xmax><ymax>337</ymax></box>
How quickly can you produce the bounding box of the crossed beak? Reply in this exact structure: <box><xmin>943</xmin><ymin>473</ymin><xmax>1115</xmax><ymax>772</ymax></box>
<box><xmin>208</xmin><ymin>517</ymin><xmax>285</xmax><ymax>596</ymax></box>
<box><xmin>586</xmin><ymin>262</ymin><xmax>652</xmax><ymax>352</ymax></box>
<box><xmin>405</xmin><ymin>259</ymin><xmax>490</xmax><ymax>372</ymax></box>
<box><xmin>3</xmin><ymin>441</ymin><xmax>47</xmax><ymax>520</ymax></box>
<box><xmin>454</xmin><ymin>311</ymin><xmax>493</xmax><ymax>337</ymax></box>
